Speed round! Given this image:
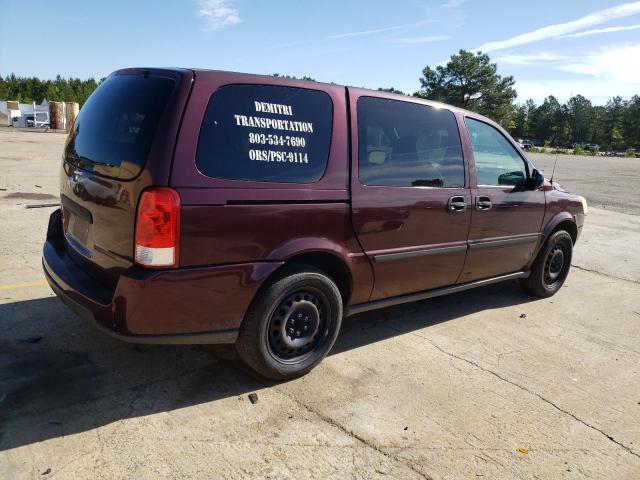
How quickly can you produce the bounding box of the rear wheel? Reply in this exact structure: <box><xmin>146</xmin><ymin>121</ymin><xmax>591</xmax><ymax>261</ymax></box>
<box><xmin>520</xmin><ymin>230</ymin><xmax>573</xmax><ymax>298</ymax></box>
<box><xmin>236</xmin><ymin>266</ymin><xmax>342</xmax><ymax>380</ymax></box>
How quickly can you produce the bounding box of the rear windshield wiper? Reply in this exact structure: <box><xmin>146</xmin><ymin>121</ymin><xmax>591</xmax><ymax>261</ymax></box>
<box><xmin>67</xmin><ymin>152</ymin><xmax>117</xmax><ymax>169</ymax></box>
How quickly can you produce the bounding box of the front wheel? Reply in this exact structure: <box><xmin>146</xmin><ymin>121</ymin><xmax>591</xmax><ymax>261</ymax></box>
<box><xmin>236</xmin><ymin>266</ymin><xmax>343</xmax><ymax>380</ymax></box>
<box><xmin>520</xmin><ymin>230</ymin><xmax>573</xmax><ymax>298</ymax></box>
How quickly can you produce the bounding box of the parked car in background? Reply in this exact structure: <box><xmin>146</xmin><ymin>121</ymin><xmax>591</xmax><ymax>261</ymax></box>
<box><xmin>43</xmin><ymin>68</ymin><xmax>587</xmax><ymax>380</ymax></box>
<box><xmin>517</xmin><ymin>139</ymin><xmax>532</xmax><ymax>150</ymax></box>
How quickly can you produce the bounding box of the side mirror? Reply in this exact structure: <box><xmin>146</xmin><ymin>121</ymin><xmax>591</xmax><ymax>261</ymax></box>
<box><xmin>529</xmin><ymin>169</ymin><xmax>545</xmax><ymax>190</ymax></box>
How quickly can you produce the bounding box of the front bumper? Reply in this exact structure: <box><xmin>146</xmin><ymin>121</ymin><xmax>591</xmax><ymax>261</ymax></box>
<box><xmin>43</xmin><ymin>209</ymin><xmax>282</xmax><ymax>344</ymax></box>
<box><xmin>575</xmin><ymin>212</ymin><xmax>585</xmax><ymax>242</ymax></box>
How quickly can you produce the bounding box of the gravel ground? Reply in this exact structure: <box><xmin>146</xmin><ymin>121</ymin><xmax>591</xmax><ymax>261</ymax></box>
<box><xmin>528</xmin><ymin>152</ymin><xmax>640</xmax><ymax>216</ymax></box>
<box><xmin>1</xmin><ymin>128</ymin><xmax>639</xmax><ymax>479</ymax></box>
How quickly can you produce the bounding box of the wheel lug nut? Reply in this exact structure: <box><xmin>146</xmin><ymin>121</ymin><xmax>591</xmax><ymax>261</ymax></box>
<box><xmin>289</xmin><ymin>328</ymin><xmax>294</xmax><ymax>334</ymax></box>
<box><xmin>303</xmin><ymin>325</ymin><xmax>308</xmax><ymax>331</ymax></box>
<box><xmin>296</xmin><ymin>330</ymin><xmax>300</xmax><ymax>336</ymax></box>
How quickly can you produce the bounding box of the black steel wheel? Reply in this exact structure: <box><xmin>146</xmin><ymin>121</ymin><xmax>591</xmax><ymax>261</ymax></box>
<box><xmin>521</xmin><ymin>230</ymin><xmax>573</xmax><ymax>298</ymax></box>
<box><xmin>543</xmin><ymin>244</ymin><xmax>566</xmax><ymax>287</ymax></box>
<box><xmin>236</xmin><ymin>265</ymin><xmax>343</xmax><ymax>380</ymax></box>
<box><xmin>266</xmin><ymin>288</ymin><xmax>329</xmax><ymax>363</ymax></box>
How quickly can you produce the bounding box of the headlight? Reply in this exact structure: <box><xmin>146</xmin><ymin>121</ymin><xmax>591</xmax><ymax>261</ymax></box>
<box><xmin>578</xmin><ymin>196</ymin><xmax>588</xmax><ymax>214</ymax></box>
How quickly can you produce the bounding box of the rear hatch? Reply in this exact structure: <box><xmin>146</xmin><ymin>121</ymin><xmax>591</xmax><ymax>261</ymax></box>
<box><xmin>60</xmin><ymin>68</ymin><xmax>192</xmax><ymax>287</ymax></box>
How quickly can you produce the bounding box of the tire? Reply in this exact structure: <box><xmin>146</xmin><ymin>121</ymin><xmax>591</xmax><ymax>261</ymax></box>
<box><xmin>520</xmin><ymin>230</ymin><xmax>573</xmax><ymax>298</ymax></box>
<box><xmin>235</xmin><ymin>265</ymin><xmax>343</xmax><ymax>380</ymax></box>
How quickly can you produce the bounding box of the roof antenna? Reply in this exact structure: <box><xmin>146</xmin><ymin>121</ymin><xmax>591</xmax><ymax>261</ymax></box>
<box><xmin>550</xmin><ymin>137</ymin><xmax>559</xmax><ymax>185</ymax></box>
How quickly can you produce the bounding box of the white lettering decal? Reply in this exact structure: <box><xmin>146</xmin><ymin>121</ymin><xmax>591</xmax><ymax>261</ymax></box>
<box><xmin>231</xmin><ymin>96</ymin><xmax>319</xmax><ymax>169</ymax></box>
<box><xmin>248</xmin><ymin>149</ymin><xmax>309</xmax><ymax>164</ymax></box>
<box><xmin>233</xmin><ymin>115</ymin><xmax>313</xmax><ymax>133</ymax></box>
<box><xmin>254</xmin><ymin>101</ymin><xmax>293</xmax><ymax>116</ymax></box>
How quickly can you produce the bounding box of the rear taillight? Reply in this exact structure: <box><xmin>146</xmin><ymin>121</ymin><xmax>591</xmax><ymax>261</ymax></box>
<box><xmin>135</xmin><ymin>187</ymin><xmax>180</xmax><ymax>268</ymax></box>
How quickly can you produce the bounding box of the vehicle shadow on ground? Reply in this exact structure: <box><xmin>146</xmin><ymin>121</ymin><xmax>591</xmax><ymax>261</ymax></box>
<box><xmin>0</xmin><ymin>280</ymin><xmax>535</xmax><ymax>451</ymax></box>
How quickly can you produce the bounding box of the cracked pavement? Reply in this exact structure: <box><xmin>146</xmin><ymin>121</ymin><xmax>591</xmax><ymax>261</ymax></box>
<box><xmin>1</xmin><ymin>129</ymin><xmax>639</xmax><ymax>479</ymax></box>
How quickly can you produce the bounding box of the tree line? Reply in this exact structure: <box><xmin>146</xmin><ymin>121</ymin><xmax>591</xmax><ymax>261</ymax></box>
<box><xmin>3</xmin><ymin>51</ymin><xmax>639</xmax><ymax>152</ymax></box>
<box><xmin>507</xmin><ymin>95</ymin><xmax>639</xmax><ymax>152</ymax></box>
<box><xmin>0</xmin><ymin>74</ymin><xmax>99</xmax><ymax>107</ymax></box>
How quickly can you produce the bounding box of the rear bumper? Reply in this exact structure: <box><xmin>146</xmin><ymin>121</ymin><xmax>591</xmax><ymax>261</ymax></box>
<box><xmin>43</xmin><ymin>209</ymin><xmax>282</xmax><ymax>344</ymax></box>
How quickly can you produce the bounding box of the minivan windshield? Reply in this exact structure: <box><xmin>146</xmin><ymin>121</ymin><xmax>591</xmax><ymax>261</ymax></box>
<box><xmin>65</xmin><ymin>73</ymin><xmax>175</xmax><ymax>180</ymax></box>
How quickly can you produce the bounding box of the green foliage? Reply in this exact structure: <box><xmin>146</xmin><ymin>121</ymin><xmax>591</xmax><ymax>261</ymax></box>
<box><xmin>412</xmin><ymin>51</ymin><xmax>638</xmax><ymax>152</ymax></box>
<box><xmin>507</xmin><ymin>94</ymin><xmax>640</xmax><ymax>152</ymax></box>
<box><xmin>377</xmin><ymin>87</ymin><xmax>406</xmax><ymax>95</ymax></box>
<box><xmin>416</xmin><ymin>49</ymin><xmax>517</xmax><ymax>126</ymax></box>
<box><xmin>271</xmin><ymin>73</ymin><xmax>316</xmax><ymax>81</ymax></box>
<box><xmin>626</xmin><ymin>147</ymin><xmax>637</xmax><ymax>158</ymax></box>
<box><xmin>622</xmin><ymin>96</ymin><xmax>640</xmax><ymax>149</ymax></box>
<box><xmin>567</xmin><ymin>95</ymin><xmax>593</xmax><ymax>143</ymax></box>
<box><xmin>573</xmin><ymin>146</ymin><xmax>586</xmax><ymax>155</ymax></box>
<box><xmin>0</xmin><ymin>73</ymin><xmax>99</xmax><ymax>106</ymax></box>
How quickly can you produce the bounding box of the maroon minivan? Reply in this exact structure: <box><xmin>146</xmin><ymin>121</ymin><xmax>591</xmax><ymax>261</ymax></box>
<box><xmin>43</xmin><ymin>68</ymin><xmax>587</xmax><ymax>379</ymax></box>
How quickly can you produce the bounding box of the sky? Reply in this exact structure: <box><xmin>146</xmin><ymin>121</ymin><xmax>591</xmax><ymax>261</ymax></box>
<box><xmin>1</xmin><ymin>0</ymin><xmax>639</xmax><ymax>105</ymax></box>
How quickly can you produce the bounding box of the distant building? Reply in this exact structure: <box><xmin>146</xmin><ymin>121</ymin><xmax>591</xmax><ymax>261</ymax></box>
<box><xmin>0</xmin><ymin>99</ymin><xmax>50</xmax><ymax>127</ymax></box>
<box><xmin>0</xmin><ymin>101</ymin><xmax>21</xmax><ymax>126</ymax></box>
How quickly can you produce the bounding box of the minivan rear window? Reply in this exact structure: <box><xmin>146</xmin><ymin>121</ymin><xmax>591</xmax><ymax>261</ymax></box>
<box><xmin>65</xmin><ymin>73</ymin><xmax>175</xmax><ymax>180</ymax></box>
<box><xmin>196</xmin><ymin>85</ymin><xmax>332</xmax><ymax>183</ymax></box>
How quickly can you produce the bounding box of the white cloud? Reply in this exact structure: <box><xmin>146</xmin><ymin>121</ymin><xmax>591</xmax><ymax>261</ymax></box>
<box><xmin>197</xmin><ymin>0</ymin><xmax>241</xmax><ymax>31</ymax></box>
<box><xmin>388</xmin><ymin>35</ymin><xmax>450</xmax><ymax>44</ymax></box>
<box><xmin>442</xmin><ymin>0</ymin><xmax>467</xmax><ymax>8</ymax></box>
<box><xmin>515</xmin><ymin>44</ymin><xmax>640</xmax><ymax>103</ymax></box>
<box><xmin>269</xmin><ymin>20</ymin><xmax>437</xmax><ymax>49</ymax></box>
<box><xmin>494</xmin><ymin>52</ymin><xmax>569</xmax><ymax>66</ymax></box>
<box><xmin>556</xmin><ymin>43</ymin><xmax>640</xmax><ymax>84</ymax></box>
<box><xmin>559</xmin><ymin>23</ymin><xmax>640</xmax><ymax>38</ymax></box>
<box><xmin>475</xmin><ymin>1</ymin><xmax>640</xmax><ymax>52</ymax></box>
<box><xmin>516</xmin><ymin>79</ymin><xmax>636</xmax><ymax>104</ymax></box>
<box><xmin>328</xmin><ymin>20</ymin><xmax>434</xmax><ymax>39</ymax></box>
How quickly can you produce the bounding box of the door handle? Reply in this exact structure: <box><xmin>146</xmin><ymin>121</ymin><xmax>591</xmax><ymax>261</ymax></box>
<box><xmin>447</xmin><ymin>196</ymin><xmax>466</xmax><ymax>212</ymax></box>
<box><xmin>475</xmin><ymin>196</ymin><xmax>492</xmax><ymax>211</ymax></box>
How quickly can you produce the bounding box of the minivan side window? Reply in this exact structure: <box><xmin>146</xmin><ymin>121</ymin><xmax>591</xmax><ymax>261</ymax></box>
<box><xmin>357</xmin><ymin>97</ymin><xmax>465</xmax><ymax>188</ymax></box>
<box><xmin>197</xmin><ymin>85</ymin><xmax>333</xmax><ymax>183</ymax></box>
<box><xmin>465</xmin><ymin>118</ymin><xmax>528</xmax><ymax>187</ymax></box>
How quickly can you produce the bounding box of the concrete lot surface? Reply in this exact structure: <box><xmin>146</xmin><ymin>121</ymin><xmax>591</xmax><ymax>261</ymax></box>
<box><xmin>1</xmin><ymin>128</ymin><xmax>639</xmax><ymax>479</ymax></box>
